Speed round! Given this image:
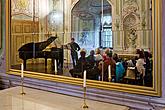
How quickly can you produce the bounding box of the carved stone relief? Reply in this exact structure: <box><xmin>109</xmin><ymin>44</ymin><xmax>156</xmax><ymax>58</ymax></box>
<box><xmin>123</xmin><ymin>14</ymin><xmax>138</xmax><ymax>50</ymax></box>
<box><xmin>123</xmin><ymin>14</ymin><xmax>137</xmax><ymax>28</ymax></box>
<box><xmin>122</xmin><ymin>0</ymin><xmax>140</xmax><ymax>52</ymax></box>
<box><xmin>122</xmin><ymin>0</ymin><xmax>140</xmax><ymax>25</ymax></box>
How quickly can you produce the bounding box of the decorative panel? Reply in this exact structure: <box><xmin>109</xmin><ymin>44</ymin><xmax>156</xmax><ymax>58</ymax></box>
<box><xmin>23</xmin><ymin>25</ymin><xmax>31</xmax><ymax>33</ymax></box>
<box><xmin>11</xmin><ymin>20</ymin><xmax>39</xmax><ymax>65</ymax></box>
<box><xmin>15</xmin><ymin>25</ymin><xmax>22</xmax><ymax>33</ymax></box>
<box><xmin>16</xmin><ymin>35</ymin><xmax>24</xmax><ymax>63</ymax></box>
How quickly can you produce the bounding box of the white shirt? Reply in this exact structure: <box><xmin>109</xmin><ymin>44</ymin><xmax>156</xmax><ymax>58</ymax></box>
<box><xmin>136</xmin><ymin>58</ymin><xmax>146</xmax><ymax>74</ymax></box>
<box><xmin>94</xmin><ymin>54</ymin><xmax>103</xmax><ymax>61</ymax></box>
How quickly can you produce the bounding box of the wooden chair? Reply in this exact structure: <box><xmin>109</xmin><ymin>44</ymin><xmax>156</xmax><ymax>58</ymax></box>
<box><xmin>124</xmin><ymin>67</ymin><xmax>136</xmax><ymax>84</ymax></box>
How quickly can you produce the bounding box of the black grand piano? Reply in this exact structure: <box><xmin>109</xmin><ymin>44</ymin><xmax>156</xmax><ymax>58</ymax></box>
<box><xmin>18</xmin><ymin>36</ymin><xmax>63</xmax><ymax>70</ymax></box>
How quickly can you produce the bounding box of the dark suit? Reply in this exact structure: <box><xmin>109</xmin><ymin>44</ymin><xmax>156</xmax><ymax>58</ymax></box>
<box><xmin>70</xmin><ymin>42</ymin><xmax>80</xmax><ymax>67</ymax></box>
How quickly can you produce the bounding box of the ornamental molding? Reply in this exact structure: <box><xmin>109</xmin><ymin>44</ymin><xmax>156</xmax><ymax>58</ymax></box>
<box><xmin>122</xmin><ymin>0</ymin><xmax>139</xmax><ymax>18</ymax></box>
<box><xmin>121</xmin><ymin>0</ymin><xmax>140</xmax><ymax>29</ymax></box>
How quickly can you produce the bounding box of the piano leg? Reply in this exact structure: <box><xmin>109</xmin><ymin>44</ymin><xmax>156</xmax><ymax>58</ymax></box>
<box><xmin>59</xmin><ymin>58</ymin><xmax>63</xmax><ymax>69</ymax></box>
<box><xmin>23</xmin><ymin>60</ymin><xmax>26</xmax><ymax>70</ymax></box>
<box><xmin>45</xmin><ymin>58</ymin><xmax>47</xmax><ymax>68</ymax></box>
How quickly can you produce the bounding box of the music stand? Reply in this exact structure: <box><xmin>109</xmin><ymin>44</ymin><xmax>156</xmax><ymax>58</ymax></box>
<box><xmin>63</xmin><ymin>43</ymin><xmax>71</xmax><ymax>49</ymax></box>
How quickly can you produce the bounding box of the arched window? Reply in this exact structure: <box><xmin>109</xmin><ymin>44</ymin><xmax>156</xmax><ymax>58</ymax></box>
<box><xmin>100</xmin><ymin>15</ymin><xmax>112</xmax><ymax>48</ymax></box>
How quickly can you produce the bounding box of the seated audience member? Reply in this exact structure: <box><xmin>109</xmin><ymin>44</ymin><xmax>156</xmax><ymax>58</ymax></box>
<box><xmin>69</xmin><ymin>48</ymin><xmax>87</xmax><ymax>78</ymax></box>
<box><xmin>86</xmin><ymin>64</ymin><xmax>100</xmax><ymax>80</ymax></box>
<box><xmin>144</xmin><ymin>51</ymin><xmax>152</xmax><ymax>87</ymax></box>
<box><xmin>136</xmin><ymin>48</ymin><xmax>141</xmax><ymax>54</ymax></box>
<box><xmin>136</xmin><ymin>51</ymin><xmax>146</xmax><ymax>85</ymax></box>
<box><xmin>102</xmin><ymin>48</ymin><xmax>110</xmax><ymax>61</ymax></box>
<box><xmin>86</xmin><ymin>50</ymin><xmax>96</xmax><ymax>68</ymax></box>
<box><xmin>101</xmin><ymin>51</ymin><xmax>116</xmax><ymax>82</ymax></box>
<box><xmin>127</xmin><ymin>57</ymin><xmax>136</xmax><ymax>67</ymax></box>
<box><xmin>94</xmin><ymin>48</ymin><xmax>103</xmax><ymax>62</ymax></box>
<box><xmin>136</xmin><ymin>51</ymin><xmax>146</xmax><ymax>75</ymax></box>
<box><xmin>116</xmin><ymin>60</ymin><xmax>125</xmax><ymax>82</ymax></box>
<box><xmin>70</xmin><ymin>49</ymin><xmax>100</xmax><ymax>80</ymax></box>
<box><xmin>113</xmin><ymin>53</ymin><xmax>120</xmax><ymax>62</ymax></box>
<box><xmin>135</xmin><ymin>49</ymin><xmax>141</xmax><ymax>60</ymax></box>
<box><xmin>86</xmin><ymin>50</ymin><xmax>100</xmax><ymax>80</ymax></box>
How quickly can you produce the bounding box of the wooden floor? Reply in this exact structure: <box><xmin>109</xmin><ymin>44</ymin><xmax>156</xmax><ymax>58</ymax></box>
<box><xmin>11</xmin><ymin>62</ymin><xmax>73</xmax><ymax>77</ymax></box>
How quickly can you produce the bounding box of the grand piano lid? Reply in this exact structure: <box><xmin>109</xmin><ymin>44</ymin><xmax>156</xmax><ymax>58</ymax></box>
<box><xmin>38</xmin><ymin>36</ymin><xmax>57</xmax><ymax>51</ymax></box>
<box><xmin>18</xmin><ymin>42</ymin><xmax>34</xmax><ymax>51</ymax></box>
<box><xmin>18</xmin><ymin>36</ymin><xmax>57</xmax><ymax>51</ymax></box>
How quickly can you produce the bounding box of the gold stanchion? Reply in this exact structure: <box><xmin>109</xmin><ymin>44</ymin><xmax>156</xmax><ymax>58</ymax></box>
<box><xmin>108</xmin><ymin>77</ymin><xmax>111</xmax><ymax>82</ymax></box>
<box><xmin>101</xmin><ymin>61</ymin><xmax>104</xmax><ymax>81</ymax></box>
<box><xmin>82</xmin><ymin>87</ymin><xmax>88</xmax><ymax>109</ymax></box>
<box><xmin>20</xmin><ymin>77</ymin><xmax>26</xmax><ymax>95</ymax></box>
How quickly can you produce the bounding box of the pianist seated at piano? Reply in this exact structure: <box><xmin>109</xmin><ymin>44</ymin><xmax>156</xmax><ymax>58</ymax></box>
<box><xmin>18</xmin><ymin>36</ymin><xmax>64</xmax><ymax>71</ymax></box>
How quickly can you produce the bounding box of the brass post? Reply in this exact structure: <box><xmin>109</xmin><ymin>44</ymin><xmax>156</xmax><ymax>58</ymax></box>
<box><xmin>20</xmin><ymin>77</ymin><xmax>26</xmax><ymax>95</ymax></box>
<box><xmin>108</xmin><ymin>77</ymin><xmax>111</xmax><ymax>82</ymax></box>
<box><xmin>82</xmin><ymin>87</ymin><xmax>88</xmax><ymax>108</ymax></box>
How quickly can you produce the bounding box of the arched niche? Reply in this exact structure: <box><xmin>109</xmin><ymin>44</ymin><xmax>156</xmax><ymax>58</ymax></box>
<box><xmin>123</xmin><ymin>13</ymin><xmax>140</xmax><ymax>51</ymax></box>
<box><xmin>70</xmin><ymin>0</ymin><xmax>114</xmax><ymax>51</ymax></box>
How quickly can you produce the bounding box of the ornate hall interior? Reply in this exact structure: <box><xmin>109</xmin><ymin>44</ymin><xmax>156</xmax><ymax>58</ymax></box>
<box><xmin>0</xmin><ymin>0</ymin><xmax>165</xmax><ymax>110</ymax></box>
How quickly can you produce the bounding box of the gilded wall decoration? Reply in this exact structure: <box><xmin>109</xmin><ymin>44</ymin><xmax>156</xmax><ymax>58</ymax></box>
<box><xmin>12</xmin><ymin>0</ymin><xmax>31</xmax><ymax>15</ymax></box>
<box><xmin>11</xmin><ymin>0</ymin><xmax>39</xmax><ymax>19</ymax></box>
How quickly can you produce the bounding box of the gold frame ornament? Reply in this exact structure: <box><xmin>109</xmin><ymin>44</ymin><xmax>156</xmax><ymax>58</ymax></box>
<box><xmin>0</xmin><ymin>1</ymin><xmax>1</xmax><ymax>49</ymax></box>
<box><xmin>6</xmin><ymin>0</ymin><xmax>162</xmax><ymax>96</ymax></box>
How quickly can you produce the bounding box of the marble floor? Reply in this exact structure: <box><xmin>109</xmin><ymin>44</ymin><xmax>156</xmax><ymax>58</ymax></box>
<box><xmin>0</xmin><ymin>86</ymin><xmax>129</xmax><ymax>110</ymax></box>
